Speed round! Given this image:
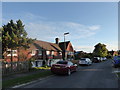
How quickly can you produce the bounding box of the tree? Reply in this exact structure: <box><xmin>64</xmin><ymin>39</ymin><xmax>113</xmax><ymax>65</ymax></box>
<box><xmin>118</xmin><ymin>50</ymin><xmax>120</xmax><ymax>55</ymax></box>
<box><xmin>2</xmin><ymin>19</ymin><xmax>34</xmax><ymax>61</ymax></box>
<box><xmin>0</xmin><ymin>28</ymin><xmax>2</xmax><ymax>59</ymax></box>
<box><xmin>83</xmin><ymin>53</ymin><xmax>93</xmax><ymax>59</ymax></box>
<box><xmin>93</xmin><ymin>43</ymin><xmax>108</xmax><ymax>57</ymax></box>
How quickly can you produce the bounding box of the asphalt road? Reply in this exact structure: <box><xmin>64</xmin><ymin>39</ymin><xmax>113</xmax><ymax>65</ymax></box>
<box><xmin>20</xmin><ymin>59</ymin><xmax>119</xmax><ymax>88</ymax></box>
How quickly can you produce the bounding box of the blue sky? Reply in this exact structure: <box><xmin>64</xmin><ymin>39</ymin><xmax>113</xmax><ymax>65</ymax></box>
<box><xmin>2</xmin><ymin>2</ymin><xmax>118</xmax><ymax>52</ymax></box>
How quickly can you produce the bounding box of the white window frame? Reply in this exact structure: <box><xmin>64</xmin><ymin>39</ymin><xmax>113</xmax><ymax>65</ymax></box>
<box><xmin>59</xmin><ymin>52</ymin><xmax>62</xmax><ymax>55</ymax></box>
<box><xmin>46</xmin><ymin>51</ymin><xmax>50</xmax><ymax>55</ymax></box>
<box><xmin>31</xmin><ymin>49</ymin><xmax>38</xmax><ymax>56</ymax></box>
<box><xmin>7</xmin><ymin>49</ymin><xmax>17</xmax><ymax>56</ymax></box>
<box><xmin>38</xmin><ymin>50</ymin><xmax>42</xmax><ymax>55</ymax></box>
<box><xmin>51</xmin><ymin>51</ymin><xmax>54</xmax><ymax>55</ymax></box>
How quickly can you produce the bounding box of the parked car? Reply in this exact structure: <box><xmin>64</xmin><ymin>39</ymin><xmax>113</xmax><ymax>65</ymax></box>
<box><xmin>99</xmin><ymin>57</ymin><xmax>104</xmax><ymax>61</ymax></box>
<box><xmin>103</xmin><ymin>57</ymin><xmax>107</xmax><ymax>61</ymax></box>
<box><xmin>51</xmin><ymin>60</ymin><xmax>77</xmax><ymax>75</ymax></box>
<box><xmin>79</xmin><ymin>58</ymin><xmax>92</xmax><ymax>65</ymax></box>
<box><xmin>112</xmin><ymin>56</ymin><xmax>120</xmax><ymax>68</ymax></box>
<box><xmin>92</xmin><ymin>57</ymin><xmax>101</xmax><ymax>63</ymax></box>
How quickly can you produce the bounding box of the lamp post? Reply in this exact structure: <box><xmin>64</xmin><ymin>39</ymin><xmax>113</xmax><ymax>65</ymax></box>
<box><xmin>64</xmin><ymin>32</ymin><xmax>69</xmax><ymax>60</ymax></box>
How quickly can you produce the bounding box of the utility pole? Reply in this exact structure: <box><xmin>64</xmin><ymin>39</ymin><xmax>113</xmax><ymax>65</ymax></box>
<box><xmin>64</xmin><ymin>32</ymin><xmax>69</xmax><ymax>60</ymax></box>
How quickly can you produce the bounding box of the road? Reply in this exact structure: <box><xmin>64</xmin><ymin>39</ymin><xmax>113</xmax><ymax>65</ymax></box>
<box><xmin>20</xmin><ymin>59</ymin><xmax>119</xmax><ymax>88</ymax></box>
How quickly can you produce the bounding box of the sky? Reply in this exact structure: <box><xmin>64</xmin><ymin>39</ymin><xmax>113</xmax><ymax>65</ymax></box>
<box><xmin>2</xmin><ymin>2</ymin><xmax>118</xmax><ymax>52</ymax></box>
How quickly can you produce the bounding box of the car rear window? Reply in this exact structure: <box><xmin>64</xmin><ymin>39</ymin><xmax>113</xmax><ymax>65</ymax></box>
<box><xmin>56</xmin><ymin>61</ymin><xmax>68</xmax><ymax>64</ymax></box>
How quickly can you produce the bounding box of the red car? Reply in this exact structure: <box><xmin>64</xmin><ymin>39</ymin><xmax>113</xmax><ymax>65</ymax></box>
<box><xmin>51</xmin><ymin>60</ymin><xmax>77</xmax><ymax>75</ymax></box>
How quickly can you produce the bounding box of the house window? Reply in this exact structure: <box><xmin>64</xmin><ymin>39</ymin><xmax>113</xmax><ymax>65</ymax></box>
<box><xmin>59</xmin><ymin>52</ymin><xmax>62</xmax><ymax>55</ymax></box>
<box><xmin>67</xmin><ymin>52</ymin><xmax>74</xmax><ymax>55</ymax></box>
<box><xmin>38</xmin><ymin>50</ymin><xmax>42</xmax><ymax>55</ymax></box>
<box><xmin>51</xmin><ymin>51</ymin><xmax>54</xmax><ymax>55</ymax></box>
<box><xmin>31</xmin><ymin>50</ymin><xmax>36</xmax><ymax>56</ymax></box>
<box><xmin>46</xmin><ymin>51</ymin><xmax>50</xmax><ymax>55</ymax></box>
<box><xmin>67</xmin><ymin>52</ymin><xmax>71</xmax><ymax>55</ymax></box>
<box><xmin>7</xmin><ymin>49</ymin><xmax>17</xmax><ymax>56</ymax></box>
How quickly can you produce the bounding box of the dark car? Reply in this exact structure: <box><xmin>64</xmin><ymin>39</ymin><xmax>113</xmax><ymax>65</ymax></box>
<box><xmin>112</xmin><ymin>56</ymin><xmax>120</xmax><ymax>68</ymax></box>
<box><xmin>51</xmin><ymin>60</ymin><xmax>77</xmax><ymax>75</ymax></box>
<box><xmin>92</xmin><ymin>57</ymin><xmax>101</xmax><ymax>63</ymax></box>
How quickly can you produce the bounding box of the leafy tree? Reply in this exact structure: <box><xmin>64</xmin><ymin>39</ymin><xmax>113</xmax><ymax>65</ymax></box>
<box><xmin>2</xmin><ymin>19</ymin><xmax>34</xmax><ymax>61</ymax></box>
<box><xmin>0</xmin><ymin>28</ymin><xmax>2</xmax><ymax>59</ymax></box>
<box><xmin>83</xmin><ymin>53</ymin><xmax>93</xmax><ymax>59</ymax></box>
<box><xmin>93</xmin><ymin>43</ymin><xmax>108</xmax><ymax>57</ymax></box>
<box><xmin>74</xmin><ymin>51</ymin><xmax>93</xmax><ymax>59</ymax></box>
<box><xmin>118</xmin><ymin>50</ymin><xmax>120</xmax><ymax>55</ymax></box>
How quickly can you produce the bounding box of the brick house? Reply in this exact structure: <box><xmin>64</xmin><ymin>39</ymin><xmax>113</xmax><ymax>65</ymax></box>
<box><xmin>4</xmin><ymin>38</ymin><xmax>74</xmax><ymax>66</ymax></box>
<box><xmin>108</xmin><ymin>50</ymin><xmax>118</xmax><ymax>57</ymax></box>
<box><xmin>28</xmin><ymin>40</ymin><xmax>62</xmax><ymax>66</ymax></box>
<box><xmin>4</xmin><ymin>40</ymin><xmax>62</xmax><ymax>66</ymax></box>
<box><xmin>55</xmin><ymin>38</ymin><xmax>74</xmax><ymax>60</ymax></box>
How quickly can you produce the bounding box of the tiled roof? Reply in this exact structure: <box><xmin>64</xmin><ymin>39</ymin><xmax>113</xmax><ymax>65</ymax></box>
<box><xmin>59</xmin><ymin>41</ymin><xmax>70</xmax><ymax>51</ymax></box>
<box><xmin>29</xmin><ymin>40</ymin><xmax>62</xmax><ymax>51</ymax></box>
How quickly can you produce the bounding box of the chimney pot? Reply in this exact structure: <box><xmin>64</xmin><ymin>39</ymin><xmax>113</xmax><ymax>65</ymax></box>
<box><xmin>55</xmin><ymin>38</ymin><xmax>59</xmax><ymax>44</ymax></box>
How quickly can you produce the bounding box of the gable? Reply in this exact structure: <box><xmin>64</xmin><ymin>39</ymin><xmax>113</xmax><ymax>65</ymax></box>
<box><xmin>59</xmin><ymin>41</ymin><xmax>70</xmax><ymax>51</ymax></box>
<box><xmin>66</xmin><ymin>42</ymin><xmax>74</xmax><ymax>52</ymax></box>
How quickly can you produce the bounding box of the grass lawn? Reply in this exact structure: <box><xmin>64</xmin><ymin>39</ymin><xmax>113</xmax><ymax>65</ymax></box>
<box><xmin>117</xmin><ymin>72</ymin><xmax>120</xmax><ymax>78</ymax></box>
<box><xmin>2</xmin><ymin>70</ymin><xmax>53</xmax><ymax>88</ymax></box>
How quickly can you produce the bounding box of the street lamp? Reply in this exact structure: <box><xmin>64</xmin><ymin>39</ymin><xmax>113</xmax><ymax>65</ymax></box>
<box><xmin>64</xmin><ymin>32</ymin><xmax>69</xmax><ymax>60</ymax></box>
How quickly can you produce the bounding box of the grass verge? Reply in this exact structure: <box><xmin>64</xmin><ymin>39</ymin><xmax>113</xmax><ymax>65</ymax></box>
<box><xmin>2</xmin><ymin>70</ymin><xmax>53</xmax><ymax>88</ymax></box>
<box><xmin>117</xmin><ymin>72</ymin><xmax>120</xmax><ymax>78</ymax></box>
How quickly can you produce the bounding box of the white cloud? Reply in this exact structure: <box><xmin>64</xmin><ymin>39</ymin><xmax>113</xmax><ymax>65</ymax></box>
<box><xmin>25</xmin><ymin>21</ymin><xmax>100</xmax><ymax>42</ymax></box>
<box><xmin>3</xmin><ymin>12</ymin><xmax>100</xmax><ymax>41</ymax></box>
<box><xmin>74</xmin><ymin>45</ymin><xmax>94</xmax><ymax>53</ymax></box>
<box><xmin>88</xmin><ymin>25</ymin><xmax>100</xmax><ymax>31</ymax></box>
<box><xmin>106</xmin><ymin>42</ymin><xmax>118</xmax><ymax>51</ymax></box>
<box><xmin>74</xmin><ymin>42</ymin><xmax>118</xmax><ymax>53</ymax></box>
<box><xmin>23</xmin><ymin>12</ymin><xmax>46</xmax><ymax>21</ymax></box>
<box><xmin>3</xmin><ymin>12</ymin><xmax>102</xmax><ymax>51</ymax></box>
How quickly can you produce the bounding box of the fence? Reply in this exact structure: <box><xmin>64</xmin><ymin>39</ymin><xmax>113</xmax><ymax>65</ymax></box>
<box><xmin>2</xmin><ymin>61</ymin><xmax>30</xmax><ymax>76</ymax></box>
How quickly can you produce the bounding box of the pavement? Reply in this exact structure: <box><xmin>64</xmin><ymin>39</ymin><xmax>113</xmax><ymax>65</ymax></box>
<box><xmin>18</xmin><ymin>59</ymin><xmax>120</xmax><ymax>88</ymax></box>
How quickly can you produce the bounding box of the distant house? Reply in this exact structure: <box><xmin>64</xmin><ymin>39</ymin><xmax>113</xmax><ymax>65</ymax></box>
<box><xmin>74</xmin><ymin>51</ymin><xmax>87</xmax><ymax>59</ymax></box>
<box><xmin>55</xmin><ymin>38</ymin><xmax>74</xmax><ymax>60</ymax></box>
<box><xmin>108</xmin><ymin>50</ymin><xmax>118</xmax><ymax>57</ymax></box>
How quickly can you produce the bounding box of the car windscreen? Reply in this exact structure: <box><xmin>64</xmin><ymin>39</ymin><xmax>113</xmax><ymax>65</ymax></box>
<box><xmin>80</xmin><ymin>59</ymin><xmax>86</xmax><ymax>60</ymax></box>
<box><xmin>117</xmin><ymin>56</ymin><xmax>120</xmax><ymax>60</ymax></box>
<box><xmin>94</xmin><ymin>58</ymin><xmax>98</xmax><ymax>60</ymax></box>
<box><xmin>56</xmin><ymin>61</ymin><xmax>68</xmax><ymax>64</ymax></box>
<box><xmin>114</xmin><ymin>56</ymin><xmax>120</xmax><ymax>60</ymax></box>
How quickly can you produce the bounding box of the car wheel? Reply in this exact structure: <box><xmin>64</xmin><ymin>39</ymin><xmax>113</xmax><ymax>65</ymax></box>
<box><xmin>67</xmin><ymin>69</ymin><xmax>71</xmax><ymax>75</ymax></box>
<box><xmin>75</xmin><ymin>67</ymin><xmax>78</xmax><ymax>72</ymax></box>
<box><xmin>114</xmin><ymin>65</ymin><xmax>118</xmax><ymax>68</ymax></box>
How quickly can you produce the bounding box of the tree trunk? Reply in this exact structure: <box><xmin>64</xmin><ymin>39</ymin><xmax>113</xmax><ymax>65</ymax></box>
<box><xmin>10</xmin><ymin>48</ymin><xmax>13</xmax><ymax>73</ymax></box>
<box><xmin>17</xmin><ymin>48</ymin><xmax>20</xmax><ymax>71</ymax></box>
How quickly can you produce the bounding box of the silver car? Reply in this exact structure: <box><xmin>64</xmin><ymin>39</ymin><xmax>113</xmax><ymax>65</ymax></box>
<box><xmin>79</xmin><ymin>58</ymin><xmax>92</xmax><ymax>65</ymax></box>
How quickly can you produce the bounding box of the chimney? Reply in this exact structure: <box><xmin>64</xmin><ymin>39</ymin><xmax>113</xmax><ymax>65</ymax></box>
<box><xmin>55</xmin><ymin>38</ymin><xmax>59</xmax><ymax>44</ymax></box>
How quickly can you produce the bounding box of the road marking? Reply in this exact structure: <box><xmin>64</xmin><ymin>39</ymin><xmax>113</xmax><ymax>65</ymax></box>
<box><xmin>78</xmin><ymin>69</ymin><xmax>103</xmax><ymax>71</ymax></box>
<box><xmin>112</xmin><ymin>71</ymin><xmax>120</xmax><ymax>73</ymax></box>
